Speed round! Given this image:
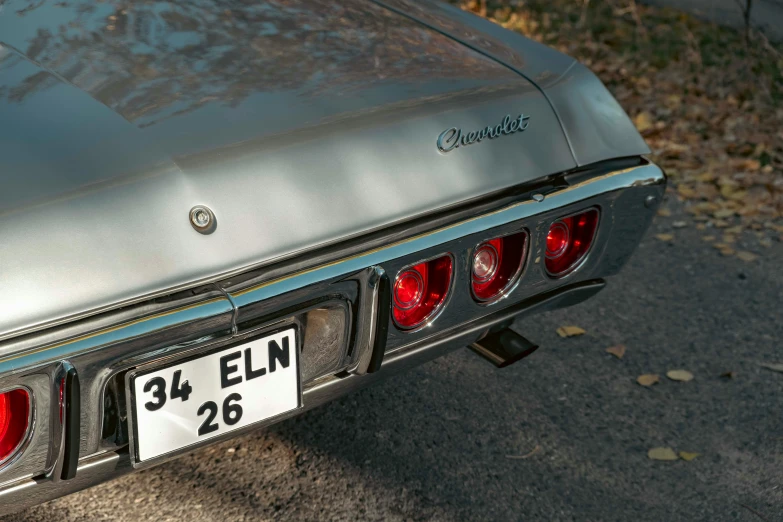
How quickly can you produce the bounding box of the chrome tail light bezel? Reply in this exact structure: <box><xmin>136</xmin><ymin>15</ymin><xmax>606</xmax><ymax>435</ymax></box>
<box><xmin>0</xmin><ymin>386</ymin><xmax>34</xmax><ymax>471</ymax></box>
<box><xmin>470</xmin><ymin>229</ymin><xmax>530</xmax><ymax>305</ymax></box>
<box><xmin>544</xmin><ymin>207</ymin><xmax>601</xmax><ymax>278</ymax></box>
<box><xmin>391</xmin><ymin>253</ymin><xmax>455</xmax><ymax>332</ymax></box>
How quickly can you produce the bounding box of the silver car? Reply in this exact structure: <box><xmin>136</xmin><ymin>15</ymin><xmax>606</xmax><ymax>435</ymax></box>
<box><xmin>0</xmin><ymin>0</ymin><xmax>664</xmax><ymax>513</ymax></box>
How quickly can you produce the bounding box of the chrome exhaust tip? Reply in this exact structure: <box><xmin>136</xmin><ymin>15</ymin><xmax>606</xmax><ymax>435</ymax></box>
<box><xmin>470</xmin><ymin>328</ymin><xmax>538</xmax><ymax>368</ymax></box>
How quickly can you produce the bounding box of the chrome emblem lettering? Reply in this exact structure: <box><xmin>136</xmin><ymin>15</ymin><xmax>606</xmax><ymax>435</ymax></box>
<box><xmin>437</xmin><ymin>114</ymin><xmax>530</xmax><ymax>153</ymax></box>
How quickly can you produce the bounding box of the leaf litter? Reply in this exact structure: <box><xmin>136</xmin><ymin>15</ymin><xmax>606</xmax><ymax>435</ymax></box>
<box><xmin>666</xmin><ymin>369</ymin><xmax>695</xmax><ymax>382</ymax></box>
<box><xmin>505</xmin><ymin>445</ymin><xmax>542</xmax><ymax>460</ymax></box>
<box><xmin>679</xmin><ymin>451</ymin><xmax>700</xmax><ymax>461</ymax></box>
<box><xmin>648</xmin><ymin>448</ymin><xmax>701</xmax><ymax>461</ymax></box>
<box><xmin>648</xmin><ymin>447</ymin><xmax>678</xmax><ymax>461</ymax></box>
<box><xmin>637</xmin><ymin>374</ymin><xmax>660</xmax><ymax>386</ymax></box>
<box><xmin>452</xmin><ymin>0</ymin><xmax>783</xmax><ymax>459</ymax></box>
<box><xmin>455</xmin><ymin>0</ymin><xmax>783</xmax><ymax>252</ymax></box>
<box><xmin>557</xmin><ymin>326</ymin><xmax>586</xmax><ymax>338</ymax></box>
<box><xmin>761</xmin><ymin>363</ymin><xmax>783</xmax><ymax>373</ymax></box>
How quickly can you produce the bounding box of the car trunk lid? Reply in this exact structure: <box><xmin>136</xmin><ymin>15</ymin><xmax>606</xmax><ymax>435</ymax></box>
<box><xmin>0</xmin><ymin>0</ymin><xmax>576</xmax><ymax>337</ymax></box>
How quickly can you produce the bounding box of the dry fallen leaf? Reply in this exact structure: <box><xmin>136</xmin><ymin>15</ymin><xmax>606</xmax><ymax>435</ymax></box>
<box><xmin>648</xmin><ymin>447</ymin><xmax>678</xmax><ymax>461</ymax></box>
<box><xmin>637</xmin><ymin>374</ymin><xmax>660</xmax><ymax>386</ymax></box>
<box><xmin>736</xmin><ymin>251</ymin><xmax>758</xmax><ymax>262</ymax></box>
<box><xmin>666</xmin><ymin>369</ymin><xmax>694</xmax><ymax>382</ymax></box>
<box><xmin>713</xmin><ymin>220</ymin><xmax>731</xmax><ymax>229</ymax></box>
<box><xmin>761</xmin><ymin>363</ymin><xmax>783</xmax><ymax>373</ymax></box>
<box><xmin>713</xmin><ymin>209</ymin><xmax>735</xmax><ymax>219</ymax></box>
<box><xmin>634</xmin><ymin>111</ymin><xmax>654</xmax><ymax>132</ymax></box>
<box><xmin>606</xmin><ymin>345</ymin><xmax>626</xmax><ymax>359</ymax></box>
<box><xmin>657</xmin><ymin>208</ymin><xmax>672</xmax><ymax>217</ymax></box>
<box><xmin>505</xmin><ymin>445</ymin><xmax>541</xmax><ymax>460</ymax></box>
<box><xmin>679</xmin><ymin>451</ymin><xmax>700</xmax><ymax>461</ymax></box>
<box><xmin>655</xmin><ymin>233</ymin><xmax>674</xmax><ymax>241</ymax></box>
<box><xmin>677</xmin><ymin>185</ymin><xmax>697</xmax><ymax>198</ymax></box>
<box><xmin>672</xmin><ymin>221</ymin><xmax>688</xmax><ymax>229</ymax></box>
<box><xmin>557</xmin><ymin>326</ymin><xmax>586</xmax><ymax>338</ymax></box>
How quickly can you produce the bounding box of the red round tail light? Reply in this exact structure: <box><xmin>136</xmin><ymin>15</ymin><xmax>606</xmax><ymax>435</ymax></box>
<box><xmin>545</xmin><ymin>208</ymin><xmax>599</xmax><ymax>276</ymax></box>
<box><xmin>471</xmin><ymin>231</ymin><xmax>528</xmax><ymax>302</ymax></box>
<box><xmin>0</xmin><ymin>388</ymin><xmax>31</xmax><ymax>463</ymax></box>
<box><xmin>393</xmin><ymin>255</ymin><xmax>453</xmax><ymax>329</ymax></box>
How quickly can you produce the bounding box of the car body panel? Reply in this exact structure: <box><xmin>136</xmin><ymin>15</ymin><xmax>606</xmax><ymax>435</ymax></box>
<box><xmin>376</xmin><ymin>0</ymin><xmax>651</xmax><ymax>165</ymax></box>
<box><xmin>0</xmin><ymin>0</ymin><xmax>581</xmax><ymax>339</ymax></box>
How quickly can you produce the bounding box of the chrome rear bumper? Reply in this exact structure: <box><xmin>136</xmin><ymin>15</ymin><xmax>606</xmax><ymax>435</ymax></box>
<box><xmin>0</xmin><ymin>160</ymin><xmax>665</xmax><ymax>514</ymax></box>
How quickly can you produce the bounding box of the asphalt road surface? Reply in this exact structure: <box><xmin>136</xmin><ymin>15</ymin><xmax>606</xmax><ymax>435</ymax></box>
<box><xmin>4</xmin><ymin>200</ymin><xmax>783</xmax><ymax>522</ymax></box>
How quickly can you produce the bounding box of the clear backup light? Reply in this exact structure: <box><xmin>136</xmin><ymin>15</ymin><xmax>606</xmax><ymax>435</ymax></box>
<box><xmin>0</xmin><ymin>388</ymin><xmax>30</xmax><ymax>463</ymax></box>
<box><xmin>393</xmin><ymin>255</ymin><xmax>453</xmax><ymax>330</ymax></box>
<box><xmin>545</xmin><ymin>208</ymin><xmax>600</xmax><ymax>277</ymax></box>
<box><xmin>301</xmin><ymin>307</ymin><xmax>348</xmax><ymax>383</ymax></box>
<box><xmin>471</xmin><ymin>231</ymin><xmax>529</xmax><ymax>302</ymax></box>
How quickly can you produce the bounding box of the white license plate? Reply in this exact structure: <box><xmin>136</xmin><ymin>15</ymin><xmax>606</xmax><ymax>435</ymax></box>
<box><xmin>131</xmin><ymin>327</ymin><xmax>301</xmax><ymax>462</ymax></box>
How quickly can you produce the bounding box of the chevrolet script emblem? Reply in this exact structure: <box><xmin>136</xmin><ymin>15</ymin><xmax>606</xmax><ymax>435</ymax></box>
<box><xmin>437</xmin><ymin>114</ymin><xmax>530</xmax><ymax>153</ymax></box>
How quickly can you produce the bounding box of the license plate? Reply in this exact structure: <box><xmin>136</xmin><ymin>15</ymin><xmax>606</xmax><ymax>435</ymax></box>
<box><xmin>130</xmin><ymin>327</ymin><xmax>301</xmax><ymax>462</ymax></box>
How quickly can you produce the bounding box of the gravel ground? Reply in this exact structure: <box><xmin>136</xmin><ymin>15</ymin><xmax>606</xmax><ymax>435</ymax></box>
<box><xmin>4</xmin><ymin>200</ymin><xmax>783</xmax><ymax>522</ymax></box>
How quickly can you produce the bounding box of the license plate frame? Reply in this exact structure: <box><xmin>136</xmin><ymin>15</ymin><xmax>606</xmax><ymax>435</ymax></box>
<box><xmin>126</xmin><ymin>324</ymin><xmax>302</xmax><ymax>467</ymax></box>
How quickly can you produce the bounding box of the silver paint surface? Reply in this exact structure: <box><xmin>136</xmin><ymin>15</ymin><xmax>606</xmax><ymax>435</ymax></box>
<box><xmin>376</xmin><ymin>0</ymin><xmax>651</xmax><ymax>165</ymax></box>
<box><xmin>0</xmin><ymin>0</ymin><xmax>583</xmax><ymax>339</ymax></box>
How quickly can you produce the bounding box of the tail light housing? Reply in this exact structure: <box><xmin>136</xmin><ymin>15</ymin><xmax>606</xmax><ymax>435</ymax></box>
<box><xmin>471</xmin><ymin>230</ymin><xmax>528</xmax><ymax>302</ymax></box>
<box><xmin>545</xmin><ymin>208</ymin><xmax>600</xmax><ymax>277</ymax></box>
<box><xmin>392</xmin><ymin>255</ymin><xmax>453</xmax><ymax>330</ymax></box>
<box><xmin>0</xmin><ymin>388</ymin><xmax>31</xmax><ymax>463</ymax></box>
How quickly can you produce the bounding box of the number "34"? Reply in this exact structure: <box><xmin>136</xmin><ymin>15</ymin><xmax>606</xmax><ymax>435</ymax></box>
<box><xmin>143</xmin><ymin>370</ymin><xmax>192</xmax><ymax>411</ymax></box>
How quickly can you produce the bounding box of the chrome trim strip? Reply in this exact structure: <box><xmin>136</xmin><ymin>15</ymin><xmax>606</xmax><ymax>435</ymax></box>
<box><xmin>0</xmin><ymin>297</ymin><xmax>234</xmax><ymax>374</ymax></box>
<box><xmin>227</xmin><ymin>164</ymin><xmax>662</xmax><ymax>307</ymax></box>
<box><xmin>47</xmin><ymin>361</ymin><xmax>71</xmax><ymax>482</ymax></box>
<box><xmin>349</xmin><ymin>266</ymin><xmax>386</xmax><ymax>375</ymax></box>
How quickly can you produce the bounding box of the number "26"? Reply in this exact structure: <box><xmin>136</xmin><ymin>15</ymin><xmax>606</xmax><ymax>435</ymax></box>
<box><xmin>197</xmin><ymin>394</ymin><xmax>243</xmax><ymax>436</ymax></box>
